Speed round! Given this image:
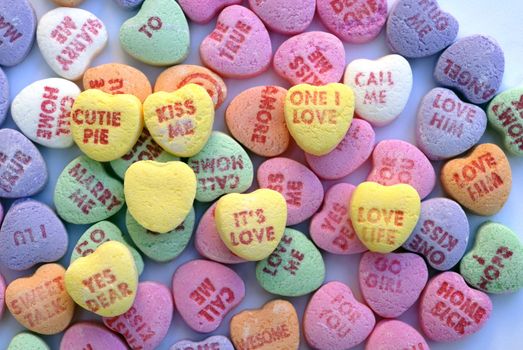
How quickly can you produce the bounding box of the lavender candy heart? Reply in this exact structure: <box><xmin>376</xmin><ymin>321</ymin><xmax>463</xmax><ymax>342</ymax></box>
<box><xmin>113</xmin><ymin>0</ymin><xmax>144</xmax><ymax>9</ymax></box>
<box><xmin>0</xmin><ymin>199</ymin><xmax>68</xmax><ymax>270</ymax></box>
<box><xmin>386</xmin><ymin>0</ymin><xmax>458</xmax><ymax>58</ymax></box>
<box><xmin>434</xmin><ymin>35</ymin><xmax>505</xmax><ymax>104</ymax></box>
<box><xmin>0</xmin><ymin>201</ymin><xmax>3</xmax><ymax>224</ymax></box>
<box><xmin>170</xmin><ymin>335</ymin><xmax>234</xmax><ymax>350</ymax></box>
<box><xmin>0</xmin><ymin>0</ymin><xmax>37</xmax><ymax>66</ymax></box>
<box><xmin>0</xmin><ymin>68</ymin><xmax>8</xmax><ymax>125</ymax></box>
<box><xmin>0</xmin><ymin>129</ymin><xmax>48</xmax><ymax>198</ymax></box>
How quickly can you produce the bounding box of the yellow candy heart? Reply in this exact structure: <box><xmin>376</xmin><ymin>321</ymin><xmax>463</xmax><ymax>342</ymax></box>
<box><xmin>284</xmin><ymin>83</ymin><xmax>354</xmax><ymax>156</ymax></box>
<box><xmin>143</xmin><ymin>83</ymin><xmax>214</xmax><ymax>157</ymax></box>
<box><xmin>124</xmin><ymin>160</ymin><xmax>196</xmax><ymax>233</ymax></box>
<box><xmin>215</xmin><ymin>189</ymin><xmax>287</xmax><ymax>261</ymax></box>
<box><xmin>71</xmin><ymin>89</ymin><xmax>143</xmax><ymax>162</ymax></box>
<box><xmin>64</xmin><ymin>241</ymin><xmax>138</xmax><ymax>317</ymax></box>
<box><xmin>350</xmin><ymin>182</ymin><xmax>420</xmax><ymax>253</ymax></box>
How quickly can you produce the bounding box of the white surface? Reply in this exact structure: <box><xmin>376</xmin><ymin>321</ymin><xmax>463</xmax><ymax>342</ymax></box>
<box><xmin>1</xmin><ymin>0</ymin><xmax>523</xmax><ymax>349</ymax></box>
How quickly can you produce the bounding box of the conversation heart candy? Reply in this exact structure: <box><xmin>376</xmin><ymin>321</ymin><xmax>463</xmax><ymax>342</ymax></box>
<box><xmin>367</xmin><ymin>140</ymin><xmax>436</xmax><ymax>199</ymax></box>
<box><xmin>0</xmin><ymin>129</ymin><xmax>48</xmax><ymax>198</ymax></box>
<box><xmin>170</xmin><ymin>335</ymin><xmax>234</xmax><ymax>350</ymax></box>
<box><xmin>273</xmin><ymin>31</ymin><xmax>345</xmax><ymax>86</ymax></box>
<box><xmin>303</xmin><ymin>281</ymin><xmax>375</xmax><ymax>350</ymax></box>
<box><xmin>188</xmin><ymin>131</ymin><xmax>253</xmax><ymax>202</ymax></box>
<box><xmin>419</xmin><ymin>271</ymin><xmax>492</xmax><ymax>342</ymax></box>
<box><xmin>215</xmin><ymin>189</ymin><xmax>287</xmax><ymax>261</ymax></box>
<box><xmin>114</xmin><ymin>0</ymin><xmax>145</xmax><ymax>9</ymax></box>
<box><xmin>310</xmin><ymin>183</ymin><xmax>367</xmax><ymax>255</ymax></box>
<box><xmin>0</xmin><ymin>199</ymin><xmax>68</xmax><ymax>271</ymax></box>
<box><xmin>65</xmin><ymin>241</ymin><xmax>138</xmax><ymax>317</ymax></box>
<box><xmin>344</xmin><ymin>54</ymin><xmax>413</xmax><ymax>126</ymax></box>
<box><xmin>200</xmin><ymin>5</ymin><xmax>272</xmax><ymax>78</ymax></box>
<box><xmin>0</xmin><ymin>0</ymin><xmax>36</xmax><ymax>66</ymax></box>
<box><xmin>60</xmin><ymin>322</ymin><xmax>128</xmax><ymax>350</ymax></box>
<box><xmin>11</xmin><ymin>78</ymin><xmax>80</xmax><ymax>149</ymax></box>
<box><xmin>417</xmin><ymin>87</ymin><xmax>487</xmax><ymax>160</ymax></box>
<box><xmin>172</xmin><ymin>259</ymin><xmax>245</xmax><ymax>333</ymax></box>
<box><xmin>317</xmin><ymin>0</ymin><xmax>387</xmax><ymax>43</ymax></box>
<box><xmin>460</xmin><ymin>222</ymin><xmax>523</xmax><ymax>294</ymax></box>
<box><xmin>0</xmin><ymin>68</ymin><xmax>8</xmax><ymax>125</ymax></box>
<box><xmin>54</xmin><ymin>155</ymin><xmax>124</xmax><ymax>224</ymax></box>
<box><xmin>125</xmin><ymin>160</ymin><xmax>196</xmax><ymax>233</ymax></box>
<box><xmin>230</xmin><ymin>299</ymin><xmax>299</xmax><ymax>350</ymax></box>
<box><xmin>225</xmin><ymin>85</ymin><xmax>289</xmax><ymax>157</ymax></box>
<box><xmin>251</xmin><ymin>0</ymin><xmax>315</xmax><ymax>34</ymax></box>
<box><xmin>441</xmin><ymin>143</ymin><xmax>512</xmax><ymax>216</ymax></box>
<box><xmin>37</xmin><ymin>8</ymin><xmax>107</xmax><ymax>80</ymax></box>
<box><xmin>404</xmin><ymin>197</ymin><xmax>469</xmax><ymax>271</ymax></box>
<box><xmin>8</xmin><ymin>333</ymin><xmax>49</xmax><ymax>350</ymax></box>
<box><xmin>178</xmin><ymin>0</ymin><xmax>241</xmax><ymax>24</ymax></box>
<box><xmin>386</xmin><ymin>0</ymin><xmax>459</xmax><ymax>58</ymax></box>
<box><xmin>0</xmin><ymin>272</ymin><xmax>4</xmax><ymax>318</ymax></box>
<box><xmin>104</xmin><ymin>281</ymin><xmax>174</xmax><ymax>350</ymax></box>
<box><xmin>285</xmin><ymin>83</ymin><xmax>355</xmax><ymax>156</ymax></box>
<box><xmin>487</xmin><ymin>86</ymin><xmax>523</xmax><ymax>156</ymax></box>
<box><xmin>350</xmin><ymin>182</ymin><xmax>421</xmax><ymax>253</ymax></box>
<box><xmin>256</xmin><ymin>228</ymin><xmax>325</xmax><ymax>297</ymax></box>
<box><xmin>434</xmin><ymin>35</ymin><xmax>505</xmax><ymax>104</ymax></box>
<box><xmin>366</xmin><ymin>320</ymin><xmax>429</xmax><ymax>350</ymax></box>
<box><xmin>359</xmin><ymin>252</ymin><xmax>428</xmax><ymax>318</ymax></box>
<box><xmin>53</xmin><ymin>0</ymin><xmax>84</xmax><ymax>6</ymax></box>
<box><xmin>6</xmin><ymin>264</ymin><xmax>74</xmax><ymax>334</ymax></box>
<box><xmin>305</xmin><ymin>118</ymin><xmax>375</xmax><ymax>179</ymax></box>
<box><xmin>257</xmin><ymin>157</ymin><xmax>323</xmax><ymax>225</ymax></box>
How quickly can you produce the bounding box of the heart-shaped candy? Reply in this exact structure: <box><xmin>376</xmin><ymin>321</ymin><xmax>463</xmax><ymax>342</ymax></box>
<box><xmin>60</xmin><ymin>322</ymin><xmax>128</xmax><ymax>350</ymax></box>
<box><xmin>441</xmin><ymin>143</ymin><xmax>512</xmax><ymax>216</ymax></box>
<box><xmin>249</xmin><ymin>0</ymin><xmax>315</xmax><ymax>34</ymax></box>
<box><xmin>0</xmin><ymin>68</ymin><xmax>8</xmax><ymax>125</ymax></box>
<box><xmin>0</xmin><ymin>273</ymin><xmax>5</xmax><ymax>318</ymax></box>
<box><xmin>366</xmin><ymin>320</ymin><xmax>429</xmax><ymax>350</ymax></box>
<box><xmin>0</xmin><ymin>0</ymin><xmax>36</xmax><ymax>67</ymax></box>
<box><xmin>178</xmin><ymin>0</ymin><xmax>241</xmax><ymax>24</ymax></box>
<box><xmin>487</xmin><ymin>86</ymin><xmax>523</xmax><ymax>156</ymax></box>
<box><xmin>170</xmin><ymin>335</ymin><xmax>234</xmax><ymax>350</ymax></box>
<box><xmin>8</xmin><ymin>333</ymin><xmax>49</xmax><ymax>350</ymax></box>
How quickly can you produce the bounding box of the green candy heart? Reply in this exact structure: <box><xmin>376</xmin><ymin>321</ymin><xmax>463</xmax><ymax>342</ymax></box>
<box><xmin>8</xmin><ymin>333</ymin><xmax>49</xmax><ymax>350</ymax></box>
<box><xmin>119</xmin><ymin>0</ymin><xmax>190</xmax><ymax>66</ymax></box>
<box><xmin>256</xmin><ymin>228</ymin><xmax>325</xmax><ymax>297</ymax></box>
<box><xmin>126</xmin><ymin>207</ymin><xmax>195</xmax><ymax>262</ymax></box>
<box><xmin>487</xmin><ymin>86</ymin><xmax>523</xmax><ymax>156</ymax></box>
<box><xmin>461</xmin><ymin>222</ymin><xmax>523</xmax><ymax>294</ymax></box>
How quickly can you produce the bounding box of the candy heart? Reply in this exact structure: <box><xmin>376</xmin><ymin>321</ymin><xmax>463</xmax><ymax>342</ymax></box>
<box><xmin>60</xmin><ymin>322</ymin><xmax>128</xmax><ymax>350</ymax></box>
<box><xmin>11</xmin><ymin>78</ymin><xmax>80</xmax><ymax>148</ymax></box>
<box><xmin>344</xmin><ymin>54</ymin><xmax>413</xmax><ymax>126</ymax></box>
<box><xmin>6</xmin><ymin>264</ymin><xmax>74</xmax><ymax>334</ymax></box>
<box><xmin>460</xmin><ymin>222</ymin><xmax>523</xmax><ymax>294</ymax></box>
<box><xmin>172</xmin><ymin>259</ymin><xmax>245</xmax><ymax>332</ymax></box>
<box><xmin>416</xmin><ymin>87</ymin><xmax>487</xmax><ymax>160</ymax></box>
<box><xmin>257</xmin><ymin>157</ymin><xmax>324</xmax><ymax>225</ymax></box>
<box><xmin>386</xmin><ymin>0</ymin><xmax>459</xmax><ymax>58</ymax></box>
<box><xmin>434</xmin><ymin>35</ymin><xmax>505</xmax><ymax>104</ymax></box>
<box><xmin>359</xmin><ymin>252</ymin><xmax>428</xmax><ymax>318</ymax></box>
<box><xmin>404</xmin><ymin>197</ymin><xmax>469</xmax><ymax>271</ymax></box>
<box><xmin>249</xmin><ymin>0</ymin><xmax>314</xmax><ymax>34</ymax></box>
<box><xmin>54</xmin><ymin>155</ymin><xmax>124</xmax><ymax>224</ymax></box>
<box><xmin>125</xmin><ymin>160</ymin><xmax>196</xmax><ymax>233</ymax></box>
<box><xmin>215</xmin><ymin>189</ymin><xmax>287</xmax><ymax>261</ymax></box>
<box><xmin>200</xmin><ymin>5</ymin><xmax>272</xmax><ymax>78</ymax></box>
<box><xmin>37</xmin><ymin>8</ymin><xmax>108</xmax><ymax>80</ymax></box>
<box><xmin>0</xmin><ymin>68</ymin><xmax>8</xmax><ymax>125</ymax></box>
<box><xmin>305</xmin><ymin>118</ymin><xmax>375</xmax><ymax>180</ymax></box>
<box><xmin>303</xmin><ymin>281</ymin><xmax>375</xmax><ymax>350</ymax></box>
<box><xmin>170</xmin><ymin>335</ymin><xmax>234</xmax><ymax>350</ymax></box>
<box><xmin>487</xmin><ymin>86</ymin><xmax>523</xmax><ymax>156</ymax></box>
<box><xmin>0</xmin><ymin>0</ymin><xmax>36</xmax><ymax>66</ymax></box>
<box><xmin>419</xmin><ymin>271</ymin><xmax>492</xmax><ymax>342</ymax></box>
<box><xmin>230</xmin><ymin>299</ymin><xmax>299</xmax><ymax>350</ymax></box>
<box><xmin>120</xmin><ymin>0</ymin><xmax>189</xmax><ymax>66</ymax></box>
<box><xmin>114</xmin><ymin>0</ymin><xmax>145</xmax><ymax>9</ymax></box>
<box><xmin>225</xmin><ymin>85</ymin><xmax>289</xmax><ymax>157</ymax></box>
<box><xmin>367</xmin><ymin>139</ymin><xmax>436</xmax><ymax>199</ymax></box>
<box><xmin>256</xmin><ymin>228</ymin><xmax>325</xmax><ymax>297</ymax></box>
<box><xmin>273</xmin><ymin>31</ymin><xmax>345</xmax><ymax>86</ymax></box>
<box><xmin>284</xmin><ymin>83</ymin><xmax>355</xmax><ymax>156</ymax></box>
<box><xmin>0</xmin><ymin>129</ymin><xmax>48</xmax><ymax>198</ymax></box>
<box><xmin>8</xmin><ymin>333</ymin><xmax>49</xmax><ymax>350</ymax></box>
<box><xmin>366</xmin><ymin>320</ymin><xmax>429</xmax><ymax>350</ymax></box>
<box><xmin>144</xmin><ymin>84</ymin><xmax>214</xmax><ymax>157</ymax></box>
<box><xmin>104</xmin><ymin>281</ymin><xmax>174</xmax><ymax>349</ymax></box>
<box><xmin>441</xmin><ymin>143</ymin><xmax>512</xmax><ymax>216</ymax></box>
<box><xmin>178</xmin><ymin>0</ymin><xmax>241</xmax><ymax>24</ymax></box>
<box><xmin>0</xmin><ymin>273</ymin><xmax>5</xmax><ymax>318</ymax></box>
<box><xmin>350</xmin><ymin>182</ymin><xmax>421</xmax><ymax>253</ymax></box>
<box><xmin>0</xmin><ymin>199</ymin><xmax>68</xmax><ymax>271</ymax></box>
<box><xmin>65</xmin><ymin>241</ymin><xmax>138</xmax><ymax>317</ymax></box>
<box><xmin>310</xmin><ymin>183</ymin><xmax>367</xmax><ymax>255</ymax></box>
<box><xmin>188</xmin><ymin>131</ymin><xmax>253</xmax><ymax>202</ymax></box>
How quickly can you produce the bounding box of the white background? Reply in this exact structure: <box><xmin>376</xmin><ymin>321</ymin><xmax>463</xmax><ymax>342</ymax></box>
<box><xmin>1</xmin><ymin>0</ymin><xmax>523</xmax><ymax>349</ymax></box>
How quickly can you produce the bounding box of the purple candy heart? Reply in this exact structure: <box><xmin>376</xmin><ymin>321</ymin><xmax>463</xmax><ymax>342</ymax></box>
<box><xmin>0</xmin><ymin>0</ymin><xmax>37</xmax><ymax>66</ymax></box>
<box><xmin>0</xmin><ymin>68</ymin><xmax>8</xmax><ymax>125</ymax></box>
<box><xmin>113</xmin><ymin>0</ymin><xmax>144</xmax><ymax>9</ymax></box>
<box><xmin>170</xmin><ymin>335</ymin><xmax>234</xmax><ymax>350</ymax></box>
<box><xmin>0</xmin><ymin>201</ymin><xmax>3</xmax><ymax>224</ymax></box>
<box><xmin>60</xmin><ymin>322</ymin><xmax>128</xmax><ymax>350</ymax></box>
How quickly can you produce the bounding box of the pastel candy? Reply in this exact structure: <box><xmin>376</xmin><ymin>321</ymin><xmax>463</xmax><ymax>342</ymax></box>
<box><xmin>416</xmin><ymin>87</ymin><xmax>487</xmax><ymax>160</ymax></box>
<box><xmin>170</xmin><ymin>335</ymin><xmax>234</xmax><ymax>350</ymax></box>
<box><xmin>404</xmin><ymin>197</ymin><xmax>469</xmax><ymax>271</ymax></box>
<box><xmin>487</xmin><ymin>86</ymin><xmax>523</xmax><ymax>156</ymax></box>
<box><xmin>257</xmin><ymin>157</ymin><xmax>324</xmax><ymax>225</ymax></box>
<box><xmin>8</xmin><ymin>333</ymin><xmax>49</xmax><ymax>350</ymax></box>
<box><xmin>114</xmin><ymin>0</ymin><xmax>145</xmax><ymax>9</ymax></box>
<box><xmin>0</xmin><ymin>272</ymin><xmax>4</xmax><ymax>318</ymax></box>
<box><xmin>344</xmin><ymin>54</ymin><xmax>413</xmax><ymax>126</ymax></box>
<box><xmin>200</xmin><ymin>5</ymin><xmax>272</xmax><ymax>78</ymax></box>
<box><xmin>386</xmin><ymin>0</ymin><xmax>459</xmax><ymax>58</ymax></box>
<box><xmin>366</xmin><ymin>320</ymin><xmax>429</xmax><ymax>350</ymax></box>
<box><xmin>303</xmin><ymin>281</ymin><xmax>375</xmax><ymax>350</ymax></box>
<box><xmin>460</xmin><ymin>222</ymin><xmax>523</xmax><ymax>294</ymax></box>
<box><xmin>178</xmin><ymin>0</ymin><xmax>241</xmax><ymax>24</ymax></box>
<box><xmin>0</xmin><ymin>199</ymin><xmax>68</xmax><ymax>271</ymax></box>
<box><xmin>37</xmin><ymin>8</ymin><xmax>108</xmax><ymax>80</ymax></box>
<box><xmin>172</xmin><ymin>259</ymin><xmax>245</xmax><ymax>332</ymax></box>
<box><xmin>54</xmin><ymin>155</ymin><xmax>124</xmax><ymax>224</ymax></box>
<box><xmin>0</xmin><ymin>68</ymin><xmax>8</xmax><ymax>125</ymax></box>
<box><xmin>434</xmin><ymin>35</ymin><xmax>505</xmax><ymax>104</ymax></box>
<box><xmin>60</xmin><ymin>322</ymin><xmax>128</xmax><ymax>350</ymax></box>
<box><xmin>249</xmin><ymin>0</ymin><xmax>314</xmax><ymax>34</ymax></box>
<box><xmin>53</xmin><ymin>0</ymin><xmax>84</xmax><ymax>6</ymax></box>
<box><xmin>0</xmin><ymin>0</ymin><xmax>36</xmax><ymax>66</ymax></box>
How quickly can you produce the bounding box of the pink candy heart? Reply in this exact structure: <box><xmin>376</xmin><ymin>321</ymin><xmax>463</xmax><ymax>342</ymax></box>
<box><xmin>366</xmin><ymin>320</ymin><xmax>429</xmax><ymax>350</ymax></box>
<box><xmin>60</xmin><ymin>322</ymin><xmax>128</xmax><ymax>350</ymax></box>
<box><xmin>178</xmin><ymin>0</ymin><xmax>241</xmax><ymax>24</ymax></box>
<box><xmin>248</xmin><ymin>0</ymin><xmax>315</xmax><ymax>34</ymax></box>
